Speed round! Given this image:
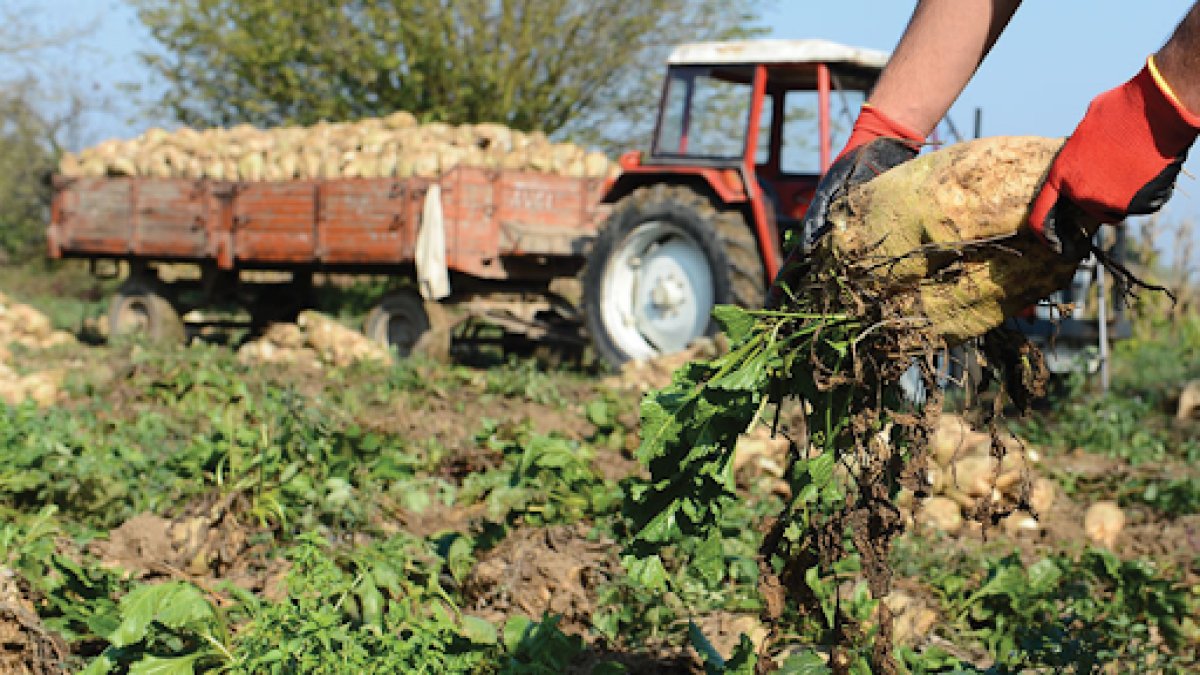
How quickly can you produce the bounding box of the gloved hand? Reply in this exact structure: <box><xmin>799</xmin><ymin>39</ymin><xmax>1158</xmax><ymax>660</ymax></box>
<box><xmin>769</xmin><ymin>105</ymin><xmax>924</xmax><ymax>306</ymax></box>
<box><xmin>1029</xmin><ymin>56</ymin><xmax>1200</xmax><ymax>258</ymax></box>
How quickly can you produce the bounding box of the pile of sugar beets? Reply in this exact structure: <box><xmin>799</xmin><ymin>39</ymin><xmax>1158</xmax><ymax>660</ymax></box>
<box><xmin>625</xmin><ymin>137</ymin><xmax>1107</xmax><ymax>672</ymax></box>
<box><xmin>57</xmin><ymin>111</ymin><xmax>616</xmax><ymax>181</ymax></box>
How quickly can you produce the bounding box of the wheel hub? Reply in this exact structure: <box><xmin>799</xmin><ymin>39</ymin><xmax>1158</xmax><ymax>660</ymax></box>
<box><xmin>117</xmin><ymin>299</ymin><xmax>151</xmax><ymax>334</ymax></box>
<box><xmin>648</xmin><ymin>272</ymin><xmax>688</xmax><ymax>312</ymax></box>
<box><xmin>387</xmin><ymin>316</ymin><xmax>419</xmax><ymax>352</ymax></box>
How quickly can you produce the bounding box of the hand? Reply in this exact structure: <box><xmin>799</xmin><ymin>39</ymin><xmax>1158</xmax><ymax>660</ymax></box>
<box><xmin>1029</xmin><ymin>57</ymin><xmax>1200</xmax><ymax>257</ymax></box>
<box><xmin>768</xmin><ymin>106</ymin><xmax>923</xmax><ymax>307</ymax></box>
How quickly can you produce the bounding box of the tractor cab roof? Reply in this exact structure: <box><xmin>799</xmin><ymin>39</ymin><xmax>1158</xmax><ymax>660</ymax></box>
<box><xmin>666</xmin><ymin>39</ymin><xmax>887</xmax><ymax>91</ymax></box>
<box><xmin>667</xmin><ymin>39</ymin><xmax>888</xmax><ymax>70</ymax></box>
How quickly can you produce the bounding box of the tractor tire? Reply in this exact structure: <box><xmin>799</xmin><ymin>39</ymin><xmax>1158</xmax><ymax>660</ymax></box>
<box><xmin>364</xmin><ymin>290</ymin><xmax>450</xmax><ymax>360</ymax></box>
<box><xmin>581</xmin><ymin>184</ymin><xmax>766</xmax><ymax>367</ymax></box>
<box><xmin>108</xmin><ymin>279</ymin><xmax>185</xmax><ymax>344</ymax></box>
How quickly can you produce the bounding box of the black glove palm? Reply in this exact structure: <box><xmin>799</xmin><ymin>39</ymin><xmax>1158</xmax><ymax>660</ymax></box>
<box><xmin>768</xmin><ymin>138</ymin><xmax>919</xmax><ymax>307</ymax></box>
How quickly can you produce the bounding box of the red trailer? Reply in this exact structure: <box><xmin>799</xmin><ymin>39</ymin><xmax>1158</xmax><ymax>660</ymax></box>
<box><xmin>49</xmin><ymin>167</ymin><xmax>607</xmax><ymax>354</ymax></box>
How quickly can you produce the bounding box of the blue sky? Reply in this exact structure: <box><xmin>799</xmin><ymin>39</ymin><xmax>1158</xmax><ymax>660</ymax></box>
<box><xmin>32</xmin><ymin>1</ymin><xmax>1200</xmax><ymax>228</ymax></box>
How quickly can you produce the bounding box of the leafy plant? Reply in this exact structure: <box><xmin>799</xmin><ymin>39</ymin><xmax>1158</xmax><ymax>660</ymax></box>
<box><xmin>499</xmin><ymin>614</ymin><xmax>584</xmax><ymax>674</ymax></box>
<box><xmin>82</xmin><ymin>582</ymin><xmax>232</xmax><ymax>675</ymax></box>
<box><xmin>228</xmin><ymin>533</ymin><xmax>495</xmax><ymax>674</ymax></box>
<box><xmin>620</xmin><ymin>302</ymin><xmax>910</xmax><ymax>666</ymax></box>
<box><xmin>460</xmin><ymin>422</ymin><xmax>620</xmax><ymax>526</ymax></box>
<box><xmin>483</xmin><ymin>357</ymin><xmax>563</xmax><ymax>406</ymax></box>
<box><xmin>1109</xmin><ymin>315</ymin><xmax>1200</xmax><ymax>407</ymax></box>
<box><xmin>1019</xmin><ymin>392</ymin><xmax>1198</xmax><ymax>465</ymax></box>
<box><xmin>0</xmin><ymin>508</ymin><xmax>125</xmax><ymax>649</ymax></box>
<box><xmin>1120</xmin><ymin>476</ymin><xmax>1200</xmax><ymax>514</ymax></box>
<box><xmin>918</xmin><ymin>549</ymin><xmax>1196</xmax><ymax>672</ymax></box>
<box><xmin>586</xmin><ymin>392</ymin><xmax>636</xmax><ymax>453</ymax></box>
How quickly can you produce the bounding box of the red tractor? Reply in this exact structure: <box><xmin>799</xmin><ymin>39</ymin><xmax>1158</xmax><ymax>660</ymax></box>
<box><xmin>582</xmin><ymin>39</ymin><xmax>887</xmax><ymax>364</ymax></box>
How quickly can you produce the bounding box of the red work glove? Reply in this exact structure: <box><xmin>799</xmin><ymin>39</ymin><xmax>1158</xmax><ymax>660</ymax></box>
<box><xmin>836</xmin><ymin>104</ymin><xmax>926</xmax><ymax>162</ymax></box>
<box><xmin>1029</xmin><ymin>57</ymin><xmax>1200</xmax><ymax>256</ymax></box>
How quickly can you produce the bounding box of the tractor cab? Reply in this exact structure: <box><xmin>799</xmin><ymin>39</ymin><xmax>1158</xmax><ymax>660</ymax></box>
<box><xmin>584</xmin><ymin>40</ymin><xmax>887</xmax><ymax>365</ymax></box>
<box><xmin>650</xmin><ymin>39</ymin><xmax>886</xmax><ymax>242</ymax></box>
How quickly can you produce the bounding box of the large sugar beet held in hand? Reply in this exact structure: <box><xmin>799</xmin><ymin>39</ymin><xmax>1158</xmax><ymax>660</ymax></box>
<box><xmin>823</xmin><ymin>136</ymin><xmax>1097</xmax><ymax>344</ymax></box>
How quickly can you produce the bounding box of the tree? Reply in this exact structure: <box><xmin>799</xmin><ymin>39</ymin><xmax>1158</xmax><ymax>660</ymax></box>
<box><xmin>0</xmin><ymin>2</ymin><xmax>94</xmax><ymax>258</ymax></box>
<box><xmin>133</xmin><ymin>0</ymin><xmax>768</xmax><ymax>150</ymax></box>
<box><xmin>0</xmin><ymin>86</ymin><xmax>59</xmax><ymax>257</ymax></box>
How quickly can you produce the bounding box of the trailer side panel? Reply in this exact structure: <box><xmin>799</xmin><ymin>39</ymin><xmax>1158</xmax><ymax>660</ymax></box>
<box><xmin>318</xmin><ymin>179</ymin><xmax>419</xmax><ymax>264</ymax></box>
<box><xmin>496</xmin><ymin>174</ymin><xmax>604</xmax><ymax>257</ymax></box>
<box><xmin>232</xmin><ymin>183</ymin><xmax>317</xmax><ymax>264</ymax></box>
<box><xmin>57</xmin><ymin>178</ymin><xmax>134</xmax><ymax>255</ymax></box>
<box><xmin>134</xmin><ymin>180</ymin><xmax>209</xmax><ymax>258</ymax></box>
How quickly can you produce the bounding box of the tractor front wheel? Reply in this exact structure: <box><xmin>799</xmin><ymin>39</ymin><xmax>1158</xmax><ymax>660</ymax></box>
<box><xmin>581</xmin><ymin>184</ymin><xmax>765</xmax><ymax>366</ymax></box>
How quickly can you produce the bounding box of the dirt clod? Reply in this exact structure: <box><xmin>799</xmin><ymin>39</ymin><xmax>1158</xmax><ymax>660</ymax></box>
<box><xmin>90</xmin><ymin>502</ymin><xmax>283</xmax><ymax>597</ymax></box>
<box><xmin>464</xmin><ymin>524</ymin><xmax>617</xmax><ymax>633</ymax></box>
<box><xmin>0</xmin><ymin>568</ymin><xmax>67</xmax><ymax>675</ymax></box>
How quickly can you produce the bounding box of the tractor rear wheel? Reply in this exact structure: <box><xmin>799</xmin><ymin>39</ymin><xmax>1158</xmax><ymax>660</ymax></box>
<box><xmin>581</xmin><ymin>184</ymin><xmax>765</xmax><ymax>366</ymax></box>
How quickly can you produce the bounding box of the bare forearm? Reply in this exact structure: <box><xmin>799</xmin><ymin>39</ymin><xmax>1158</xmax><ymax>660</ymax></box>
<box><xmin>869</xmin><ymin>0</ymin><xmax>1023</xmax><ymax>136</ymax></box>
<box><xmin>1156</xmin><ymin>3</ymin><xmax>1200</xmax><ymax>113</ymax></box>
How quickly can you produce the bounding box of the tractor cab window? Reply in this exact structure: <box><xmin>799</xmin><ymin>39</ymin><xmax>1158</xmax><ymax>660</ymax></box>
<box><xmin>779</xmin><ymin>88</ymin><xmax>865</xmax><ymax>175</ymax></box>
<box><xmin>654</xmin><ymin>66</ymin><xmax>756</xmax><ymax>160</ymax></box>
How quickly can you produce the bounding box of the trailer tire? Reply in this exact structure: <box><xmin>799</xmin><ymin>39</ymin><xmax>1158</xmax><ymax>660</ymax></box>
<box><xmin>108</xmin><ymin>280</ymin><xmax>185</xmax><ymax>344</ymax></box>
<box><xmin>582</xmin><ymin>184</ymin><xmax>765</xmax><ymax>367</ymax></box>
<box><xmin>364</xmin><ymin>290</ymin><xmax>450</xmax><ymax>360</ymax></box>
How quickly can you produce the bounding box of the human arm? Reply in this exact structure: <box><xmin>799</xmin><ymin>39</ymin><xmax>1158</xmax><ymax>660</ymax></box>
<box><xmin>841</xmin><ymin>0</ymin><xmax>1023</xmax><ymax>155</ymax></box>
<box><xmin>770</xmin><ymin>0</ymin><xmax>1024</xmax><ymax>302</ymax></box>
<box><xmin>779</xmin><ymin>1</ymin><xmax>1022</xmax><ymax>260</ymax></box>
<box><xmin>1157</xmin><ymin>4</ymin><xmax>1200</xmax><ymax>111</ymax></box>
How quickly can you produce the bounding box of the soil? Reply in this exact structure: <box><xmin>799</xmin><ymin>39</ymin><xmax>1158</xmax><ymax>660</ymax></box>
<box><xmin>0</xmin><ymin>569</ymin><xmax>67</xmax><ymax>675</ymax></box>
<box><xmin>385</xmin><ymin>387</ymin><xmax>597</xmax><ymax>451</ymax></box>
<box><xmin>464</xmin><ymin>523</ymin><xmax>618</xmax><ymax>634</ymax></box>
<box><xmin>89</xmin><ymin>498</ymin><xmax>289</xmax><ymax>602</ymax></box>
<box><xmin>1036</xmin><ymin>449</ymin><xmax>1200</xmax><ymax>568</ymax></box>
<box><xmin>462</xmin><ymin>523</ymin><xmax>728</xmax><ymax>673</ymax></box>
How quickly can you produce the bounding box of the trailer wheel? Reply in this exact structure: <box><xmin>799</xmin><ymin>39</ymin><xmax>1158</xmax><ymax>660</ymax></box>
<box><xmin>582</xmin><ymin>184</ymin><xmax>765</xmax><ymax>366</ymax></box>
<box><xmin>364</xmin><ymin>290</ymin><xmax>449</xmax><ymax>359</ymax></box>
<box><xmin>108</xmin><ymin>280</ymin><xmax>185</xmax><ymax>344</ymax></box>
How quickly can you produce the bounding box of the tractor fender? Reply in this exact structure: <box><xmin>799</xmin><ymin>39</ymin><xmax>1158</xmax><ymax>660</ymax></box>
<box><xmin>602</xmin><ymin>165</ymin><xmax>746</xmax><ymax>205</ymax></box>
<box><xmin>600</xmin><ymin>166</ymin><xmax>782</xmax><ymax>277</ymax></box>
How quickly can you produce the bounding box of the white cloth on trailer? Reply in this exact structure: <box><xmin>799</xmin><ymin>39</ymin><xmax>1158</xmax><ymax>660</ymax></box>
<box><xmin>416</xmin><ymin>184</ymin><xmax>451</xmax><ymax>301</ymax></box>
